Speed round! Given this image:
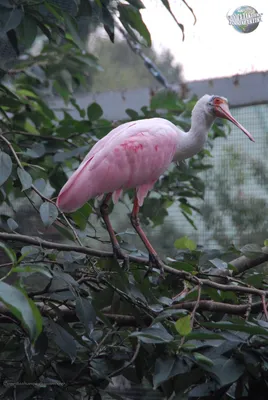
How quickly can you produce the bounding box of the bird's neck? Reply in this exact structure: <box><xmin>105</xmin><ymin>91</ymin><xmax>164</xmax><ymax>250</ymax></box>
<box><xmin>173</xmin><ymin>110</ymin><xmax>216</xmax><ymax>162</ymax></box>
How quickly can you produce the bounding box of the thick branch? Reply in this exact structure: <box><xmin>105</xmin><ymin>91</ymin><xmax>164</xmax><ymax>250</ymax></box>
<box><xmin>231</xmin><ymin>249</ymin><xmax>268</xmax><ymax>275</ymax></box>
<box><xmin>0</xmin><ymin>232</ymin><xmax>145</xmax><ymax>262</ymax></box>
<box><xmin>0</xmin><ymin>301</ymin><xmax>149</xmax><ymax>326</ymax></box>
<box><xmin>0</xmin><ymin>232</ymin><xmax>268</xmax><ymax>297</ymax></box>
<box><xmin>0</xmin><ymin>299</ymin><xmax>265</xmax><ymax>326</ymax></box>
<box><xmin>172</xmin><ymin>299</ymin><xmax>264</xmax><ymax>315</ymax></box>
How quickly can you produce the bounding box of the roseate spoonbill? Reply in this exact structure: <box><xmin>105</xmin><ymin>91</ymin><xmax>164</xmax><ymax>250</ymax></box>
<box><xmin>56</xmin><ymin>95</ymin><xmax>254</xmax><ymax>274</ymax></box>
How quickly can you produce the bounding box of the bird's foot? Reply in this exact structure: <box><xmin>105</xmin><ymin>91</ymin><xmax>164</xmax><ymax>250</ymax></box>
<box><xmin>113</xmin><ymin>245</ymin><xmax>129</xmax><ymax>271</ymax></box>
<box><xmin>145</xmin><ymin>253</ymin><xmax>165</xmax><ymax>282</ymax></box>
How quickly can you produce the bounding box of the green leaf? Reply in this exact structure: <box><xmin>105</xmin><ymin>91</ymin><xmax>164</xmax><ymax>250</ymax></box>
<box><xmin>181</xmin><ymin>211</ymin><xmax>198</xmax><ymax>230</ymax></box>
<box><xmin>63</xmin><ymin>12</ymin><xmax>85</xmax><ymax>52</ymax></box>
<box><xmin>153</xmin><ymin>309</ymin><xmax>187</xmax><ymax>323</ymax></box>
<box><xmin>245</xmin><ymin>273</ymin><xmax>264</xmax><ymax>288</ymax></box>
<box><xmin>127</xmin><ymin>0</ymin><xmax>145</xmax><ymax>9</ymax></box>
<box><xmin>202</xmin><ymin>321</ymin><xmax>268</xmax><ymax>336</ymax></box>
<box><xmin>151</xmin><ymin>90</ymin><xmax>182</xmax><ymax>110</ymax></box>
<box><xmin>187</xmin><ymin>331</ymin><xmax>223</xmax><ymax>341</ymax></box>
<box><xmin>130</xmin><ymin>323</ymin><xmax>174</xmax><ymax>343</ymax></box>
<box><xmin>0</xmin><ymin>281</ymin><xmax>42</xmax><ymax>342</ymax></box>
<box><xmin>28</xmin><ymin>298</ymin><xmax>43</xmax><ymax>341</ymax></box>
<box><xmin>31</xmin><ymin>17</ymin><xmax>52</xmax><ymax>41</ymax></box>
<box><xmin>20</xmin><ymin>14</ymin><xmax>37</xmax><ymax>48</ymax></box>
<box><xmin>160</xmin><ymin>0</ymin><xmax>185</xmax><ymax>39</ymax></box>
<box><xmin>43</xmin><ymin>0</ymin><xmax>64</xmax><ymax>21</ymax></box>
<box><xmin>125</xmin><ymin>108</ymin><xmax>139</xmax><ymax>119</ymax></box>
<box><xmin>264</xmin><ymin>239</ymin><xmax>268</xmax><ymax>247</ymax></box>
<box><xmin>174</xmin><ymin>236</ymin><xmax>197</xmax><ymax>251</ymax></box>
<box><xmin>48</xmin><ymin>320</ymin><xmax>77</xmax><ymax>362</ymax></box>
<box><xmin>153</xmin><ymin>356</ymin><xmax>190</xmax><ymax>388</ymax></box>
<box><xmin>21</xmin><ymin>246</ymin><xmax>41</xmax><ymax>258</ymax></box>
<box><xmin>170</xmin><ymin>261</ymin><xmax>195</xmax><ymax>272</ymax></box>
<box><xmin>0</xmin><ymin>7</ymin><xmax>23</xmax><ymax>33</ymax></box>
<box><xmin>40</xmin><ymin>202</ymin><xmax>58</xmax><ymax>227</ymax></box>
<box><xmin>53</xmin><ymin>223</ymin><xmax>75</xmax><ymax>241</ymax></box>
<box><xmin>12</xmin><ymin>265</ymin><xmax>52</xmax><ymax>279</ymax></box>
<box><xmin>76</xmin><ymin>297</ymin><xmax>96</xmax><ymax>332</ymax></box>
<box><xmin>53</xmin><ymin>269</ymin><xmax>78</xmax><ymax>288</ymax></box>
<box><xmin>0</xmin><ymin>241</ymin><xmax>16</xmax><ymax>263</ymax></box>
<box><xmin>189</xmin><ymin>381</ymin><xmax>217</xmax><ymax>397</ymax></box>
<box><xmin>0</xmin><ymin>1</ymin><xmax>13</xmax><ymax>8</ymax></box>
<box><xmin>71</xmin><ymin>203</ymin><xmax>92</xmax><ymax>230</ymax></box>
<box><xmin>175</xmin><ymin>315</ymin><xmax>192</xmax><ymax>336</ymax></box>
<box><xmin>25</xmin><ymin>143</ymin><xmax>46</xmax><ymax>159</ymax></box>
<box><xmin>54</xmin><ymin>145</ymin><xmax>88</xmax><ymax>162</ymax></box>
<box><xmin>240</xmin><ymin>243</ymin><xmax>263</xmax><ymax>259</ymax></box>
<box><xmin>193</xmin><ymin>352</ymin><xmax>214</xmax><ymax>366</ymax></box>
<box><xmin>87</xmin><ymin>102</ymin><xmax>103</xmax><ymax>121</ymax></box>
<box><xmin>209</xmin><ymin>258</ymin><xmax>228</xmax><ymax>270</ymax></box>
<box><xmin>17</xmin><ymin>168</ymin><xmax>32</xmax><ymax>191</ymax></box>
<box><xmin>118</xmin><ymin>3</ymin><xmax>151</xmax><ymax>46</ymax></box>
<box><xmin>0</xmin><ymin>151</ymin><xmax>12</xmax><ymax>186</ymax></box>
<box><xmin>102</xmin><ymin>4</ymin><xmax>115</xmax><ymax>42</ymax></box>
<box><xmin>207</xmin><ymin>357</ymin><xmax>245</xmax><ymax>386</ymax></box>
<box><xmin>7</xmin><ymin>217</ymin><xmax>18</xmax><ymax>231</ymax></box>
<box><xmin>180</xmin><ymin>203</ymin><xmax>192</xmax><ymax>215</ymax></box>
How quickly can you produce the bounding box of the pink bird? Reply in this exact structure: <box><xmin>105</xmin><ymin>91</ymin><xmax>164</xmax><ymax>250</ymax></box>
<box><xmin>56</xmin><ymin>95</ymin><xmax>254</xmax><ymax>275</ymax></box>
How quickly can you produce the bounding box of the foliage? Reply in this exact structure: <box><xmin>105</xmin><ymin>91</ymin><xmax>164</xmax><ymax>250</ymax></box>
<box><xmin>88</xmin><ymin>38</ymin><xmax>183</xmax><ymax>92</ymax></box>
<box><xmin>0</xmin><ymin>1</ymin><xmax>267</xmax><ymax>400</ymax></box>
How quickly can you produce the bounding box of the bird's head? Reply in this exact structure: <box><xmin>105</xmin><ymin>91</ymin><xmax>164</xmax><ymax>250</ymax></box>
<box><xmin>207</xmin><ymin>95</ymin><xmax>255</xmax><ymax>142</ymax></box>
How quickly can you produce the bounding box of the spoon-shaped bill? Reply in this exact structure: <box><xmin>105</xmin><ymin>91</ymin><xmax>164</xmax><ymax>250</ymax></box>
<box><xmin>215</xmin><ymin>102</ymin><xmax>255</xmax><ymax>142</ymax></box>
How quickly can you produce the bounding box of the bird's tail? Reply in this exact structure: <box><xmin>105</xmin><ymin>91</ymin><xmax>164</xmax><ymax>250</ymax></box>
<box><xmin>56</xmin><ymin>157</ymin><xmax>94</xmax><ymax>213</ymax></box>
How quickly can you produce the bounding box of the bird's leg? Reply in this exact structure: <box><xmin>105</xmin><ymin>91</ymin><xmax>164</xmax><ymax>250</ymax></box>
<box><xmin>100</xmin><ymin>193</ymin><xmax>129</xmax><ymax>269</ymax></box>
<box><xmin>130</xmin><ymin>196</ymin><xmax>165</xmax><ymax>278</ymax></box>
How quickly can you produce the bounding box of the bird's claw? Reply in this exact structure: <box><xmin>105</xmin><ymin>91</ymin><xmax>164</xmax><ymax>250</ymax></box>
<box><xmin>144</xmin><ymin>253</ymin><xmax>165</xmax><ymax>283</ymax></box>
<box><xmin>113</xmin><ymin>245</ymin><xmax>129</xmax><ymax>271</ymax></box>
<box><xmin>122</xmin><ymin>256</ymin><xmax>129</xmax><ymax>272</ymax></box>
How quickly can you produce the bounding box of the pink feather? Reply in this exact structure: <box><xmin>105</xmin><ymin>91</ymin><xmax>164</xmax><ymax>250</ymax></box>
<box><xmin>56</xmin><ymin>118</ymin><xmax>178</xmax><ymax>212</ymax></box>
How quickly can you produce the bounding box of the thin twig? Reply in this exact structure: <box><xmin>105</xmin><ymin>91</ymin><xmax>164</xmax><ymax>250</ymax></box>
<box><xmin>261</xmin><ymin>294</ymin><xmax>268</xmax><ymax>321</ymax></box>
<box><xmin>89</xmin><ymin>329</ymin><xmax>113</xmax><ymax>361</ymax></box>
<box><xmin>0</xmin><ymin>134</ymin><xmax>83</xmax><ymax>246</ymax></box>
<box><xmin>108</xmin><ymin>340</ymin><xmax>141</xmax><ymax>378</ymax></box>
<box><xmin>0</xmin><ymin>134</ymin><xmax>24</xmax><ymax>168</ymax></box>
<box><xmin>31</xmin><ymin>186</ymin><xmax>83</xmax><ymax>246</ymax></box>
<box><xmin>190</xmin><ymin>284</ymin><xmax>202</xmax><ymax>329</ymax></box>
<box><xmin>2</xmin><ymin>130</ymin><xmax>69</xmax><ymax>142</ymax></box>
<box><xmin>59</xmin><ymin>215</ymin><xmax>83</xmax><ymax>246</ymax></box>
<box><xmin>244</xmin><ymin>294</ymin><xmax>252</xmax><ymax>321</ymax></box>
<box><xmin>182</xmin><ymin>0</ymin><xmax>197</xmax><ymax>24</ymax></box>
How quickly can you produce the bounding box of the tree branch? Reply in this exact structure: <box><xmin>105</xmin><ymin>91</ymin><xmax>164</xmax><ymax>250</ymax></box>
<box><xmin>108</xmin><ymin>340</ymin><xmax>141</xmax><ymax>378</ymax></box>
<box><xmin>231</xmin><ymin>249</ymin><xmax>268</xmax><ymax>275</ymax></box>
<box><xmin>172</xmin><ymin>299</ymin><xmax>265</xmax><ymax>315</ymax></box>
<box><xmin>0</xmin><ymin>301</ymin><xmax>149</xmax><ymax>326</ymax></box>
<box><xmin>0</xmin><ymin>298</ymin><xmax>266</xmax><ymax>327</ymax></box>
<box><xmin>0</xmin><ymin>232</ymin><xmax>268</xmax><ymax>298</ymax></box>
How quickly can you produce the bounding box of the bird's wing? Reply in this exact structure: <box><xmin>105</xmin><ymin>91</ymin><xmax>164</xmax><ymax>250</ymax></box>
<box><xmin>57</xmin><ymin>119</ymin><xmax>178</xmax><ymax>212</ymax></box>
<box><xmin>82</xmin><ymin>120</ymin><xmax>137</xmax><ymax>163</ymax></box>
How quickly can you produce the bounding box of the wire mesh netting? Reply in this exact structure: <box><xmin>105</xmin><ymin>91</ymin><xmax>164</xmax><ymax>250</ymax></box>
<box><xmin>164</xmin><ymin>103</ymin><xmax>268</xmax><ymax>250</ymax></box>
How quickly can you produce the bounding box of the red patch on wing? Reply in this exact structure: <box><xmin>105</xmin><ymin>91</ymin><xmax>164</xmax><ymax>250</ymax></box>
<box><xmin>155</xmin><ymin>145</ymin><xmax>159</xmax><ymax>151</ymax></box>
<box><xmin>120</xmin><ymin>142</ymin><xmax>143</xmax><ymax>153</ymax></box>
